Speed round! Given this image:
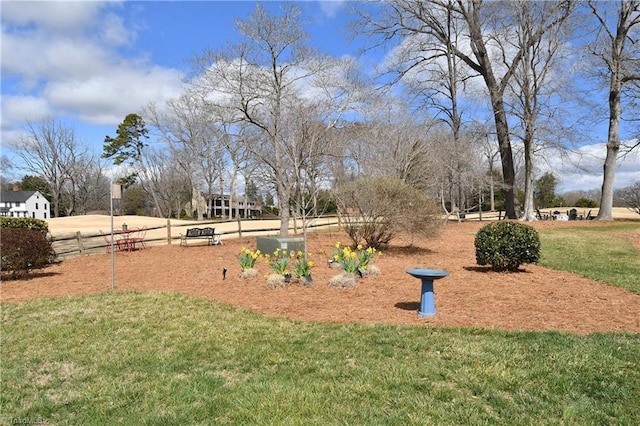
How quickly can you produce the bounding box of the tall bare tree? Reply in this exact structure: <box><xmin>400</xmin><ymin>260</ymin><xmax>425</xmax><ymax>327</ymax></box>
<box><xmin>341</xmin><ymin>98</ymin><xmax>437</xmax><ymax>190</ymax></box>
<box><xmin>193</xmin><ymin>4</ymin><xmax>363</xmax><ymax>235</ymax></box>
<box><xmin>141</xmin><ymin>148</ymin><xmax>192</xmax><ymax>218</ymax></box>
<box><xmin>506</xmin><ymin>1</ymin><xmax>575</xmax><ymax>221</ymax></box>
<box><xmin>145</xmin><ymin>90</ymin><xmax>220</xmax><ymax>220</ymax></box>
<box><xmin>588</xmin><ymin>0</ymin><xmax>640</xmax><ymax>220</ymax></box>
<box><xmin>356</xmin><ymin>0</ymin><xmax>573</xmax><ymax>218</ymax></box>
<box><xmin>11</xmin><ymin>118</ymin><xmax>85</xmax><ymax>217</ymax></box>
<box><xmin>65</xmin><ymin>154</ymin><xmax>110</xmax><ymax>215</ymax></box>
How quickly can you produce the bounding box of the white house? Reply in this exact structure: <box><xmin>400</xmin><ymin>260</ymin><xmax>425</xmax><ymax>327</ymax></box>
<box><xmin>0</xmin><ymin>190</ymin><xmax>50</xmax><ymax>219</ymax></box>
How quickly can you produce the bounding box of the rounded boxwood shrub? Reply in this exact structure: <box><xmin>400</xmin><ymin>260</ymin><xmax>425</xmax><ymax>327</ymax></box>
<box><xmin>474</xmin><ymin>221</ymin><xmax>540</xmax><ymax>272</ymax></box>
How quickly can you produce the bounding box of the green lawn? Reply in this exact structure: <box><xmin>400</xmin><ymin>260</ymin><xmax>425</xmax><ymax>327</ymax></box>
<box><xmin>539</xmin><ymin>223</ymin><xmax>640</xmax><ymax>294</ymax></box>
<box><xmin>2</xmin><ymin>292</ymin><xmax>639</xmax><ymax>425</ymax></box>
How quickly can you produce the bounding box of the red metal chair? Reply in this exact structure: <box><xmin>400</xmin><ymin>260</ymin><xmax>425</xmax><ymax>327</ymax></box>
<box><xmin>100</xmin><ymin>230</ymin><xmax>122</xmax><ymax>253</ymax></box>
<box><xmin>129</xmin><ymin>226</ymin><xmax>148</xmax><ymax>250</ymax></box>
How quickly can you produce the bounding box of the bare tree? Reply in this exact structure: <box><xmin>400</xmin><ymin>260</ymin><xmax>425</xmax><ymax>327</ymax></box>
<box><xmin>430</xmin><ymin>127</ymin><xmax>482</xmax><ymax>219</ymax></box>
<box><xmin>587</xmin><ymin>0</ymin><xmax>640</xmax><ymax>220</ymax></box>
<box><xmin>383</xmin><ymin>1</ymin><xmax>473</xmax><ymax>214</ymax></box>
<box><xmin>142</xmin><ymin>148</ymin><xmax>191</xmax><ymax>218</ymax></box>
<box><xmin>66</xmin><ymin>154</ymin><xmax>110</xmax><ymax>215</ymax></box>
<box><xmin>145</xmin><ymin>89</ymin><xmax>222</xmax><ymax>220</ymax></box>
<box><xmin>356</xmin><ymin>0</ymin><xmax>574</xmax><ymax>219</ymax></box>
<box><xmin>192</xmin><ymin>4</ymin><xmax>313</xmax><ymax>234</ymax></box>
<box><xmin>193</xmin><ymin>4</ymin><xmax>363</xmax><ymax>235</ymax></box>
<box><xmin>619</xmin><ymin>181</ymin><xmax>640</xmax><ymax>214</ymax></box>
<box><xmin>505</xmin><ymin>1</ymin><xmax>575</xmax><ymax>221</ymax></box>
<box><xmin>10</xmin><ymin>118</ymin><xmax>85</xmax><ymax>217</ymax></box>
<box><xmin>346</xmin><ymin>98</ymin><xmax>438</xmax><ymax>190</ymax></box>
<box><xmin>0</xmin><ymin>155</ymin><xmax>17</xmax><ymax>190</ymax></box>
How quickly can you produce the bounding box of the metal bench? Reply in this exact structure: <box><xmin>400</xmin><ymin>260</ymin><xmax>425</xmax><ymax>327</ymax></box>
<box><xmin>180</xmin><ymin>227</ymin><xmax>222</xmax><ymax>246</ymax></box>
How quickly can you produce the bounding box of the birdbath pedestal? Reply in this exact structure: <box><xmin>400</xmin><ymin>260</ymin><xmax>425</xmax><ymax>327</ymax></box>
<box><xmin>406</xmin><ymin>269</ymin><xmax>449</xmax><ymax>317</ymax></box>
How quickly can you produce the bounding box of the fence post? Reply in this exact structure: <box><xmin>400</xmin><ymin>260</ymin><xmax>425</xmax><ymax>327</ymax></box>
<box><xmin>167</xmin><ymin>219</ymin><xmax>172</xmax><ymax>245</ymax></box>
<box><xmin>75</xmin><ymin>231</ymin><xmax>85</xmax><ymax>255</ymax></box>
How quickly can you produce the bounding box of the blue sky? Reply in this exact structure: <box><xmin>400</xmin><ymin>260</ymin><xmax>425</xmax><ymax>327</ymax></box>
<box><xmin>1</xmin><ymin>1</ymin><xmax>638</xmax><ymax>193</ymax></box>
<box><xmin>1</xmin><ymin>1</ymin><xmax>367</xmax><ymax>149</ymax></box>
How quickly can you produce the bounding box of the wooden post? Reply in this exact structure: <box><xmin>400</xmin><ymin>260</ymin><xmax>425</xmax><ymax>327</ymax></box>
<box><xmin>237</xmin><ymin>217</ymin><xmax>242</xmax><ymax>238</ymax></box>
<box><xmin>167</xmin><ymin>219</ymin><xmax>172</xmax><ymax>245</ymax></box>
<box><xmin>76</xmin><ymin>231</ymin><xmax>85</xmax><ymax>255</ymax></box>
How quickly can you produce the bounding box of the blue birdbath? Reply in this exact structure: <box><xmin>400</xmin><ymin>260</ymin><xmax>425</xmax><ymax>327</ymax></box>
<box><xmin>406</xmin><ymin>269</ymin><xmax>449</xmax><ymax>317</ymax></box>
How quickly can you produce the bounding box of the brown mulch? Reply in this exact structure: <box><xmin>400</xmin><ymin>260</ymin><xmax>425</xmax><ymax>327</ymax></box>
<box><xmin>2</xmin><ymin>220</ymin><xmax>639</xmax><ymax>336</ymax></box>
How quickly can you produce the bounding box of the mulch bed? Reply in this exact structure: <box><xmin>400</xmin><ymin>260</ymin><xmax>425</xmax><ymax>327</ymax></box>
<box><xmin>2</xmin><ymin>220</ymin><xmax>639</xmax><ymax>335</ymax></box>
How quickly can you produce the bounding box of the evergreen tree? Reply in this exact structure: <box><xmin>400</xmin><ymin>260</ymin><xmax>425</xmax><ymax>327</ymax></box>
<box><xmin>534</xmin><ymin>172</ymin><xmax>559</xmax><ymax>209</ymax></box>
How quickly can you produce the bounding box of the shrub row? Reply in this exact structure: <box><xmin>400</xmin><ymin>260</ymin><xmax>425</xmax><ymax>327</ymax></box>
<box><xmin>0</xmin><ymin>217</ymin><xmax>49</xmax><ymax>232</ymax></box>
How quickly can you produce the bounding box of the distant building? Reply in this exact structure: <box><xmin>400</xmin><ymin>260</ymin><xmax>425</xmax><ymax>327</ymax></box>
<box><xmin>206</xmin><ymin>194</ymin><xmax>262</xmax><ymax>219</ymax></box>
<box><xmin>0</xmin><ymin>190</ymin><xmax>50</xmax><ymax>219</ymax></box>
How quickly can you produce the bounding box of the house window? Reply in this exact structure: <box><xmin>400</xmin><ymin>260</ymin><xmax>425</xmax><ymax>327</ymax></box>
<box><xmin>32</xmin><ymin>212</ymin><xmax>35</xmax><ymax>219</ymax></box>
<box><xmin>36</xmin><ymin>203</ymin><xmax>39</xmax><ymax>209</ymax></box>
<box><xmin>44</xmin><ymin>212</ymin><xmax>47</xmax><ymax>219</ymax></box>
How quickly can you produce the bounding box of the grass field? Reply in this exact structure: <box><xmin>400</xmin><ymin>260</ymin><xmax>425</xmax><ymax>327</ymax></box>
<box><xmin>2</xmin><ymin>292</ymin><xmax>639</xmax><ymax>425</ymax></box>
<box><xmin>1</xmin><ymin>223</ymin><xmax>639</xmax><ymax>424</ymax></box>
<box><xmin>539</xmin><ymin>223</ymin><xmax>640</xmax><ymax>294</ymax></box>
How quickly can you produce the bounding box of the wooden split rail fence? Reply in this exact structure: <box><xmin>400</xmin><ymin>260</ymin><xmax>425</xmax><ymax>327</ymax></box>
<box><xmin>51</xmin><ymin>217</ymin><xmax>342</xmax><ymax>259</ymax></box>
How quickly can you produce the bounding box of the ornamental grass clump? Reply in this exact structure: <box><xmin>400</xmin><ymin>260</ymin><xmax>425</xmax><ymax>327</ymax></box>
<box><xmin>474</xmin><ymin>221</ymin><xmax>541</xmax><ymax>272</ymax></box>
<box><xmin>329</xmin><ymin>272</ymin><xmax>357</xmax><ymax>288</ymax></box>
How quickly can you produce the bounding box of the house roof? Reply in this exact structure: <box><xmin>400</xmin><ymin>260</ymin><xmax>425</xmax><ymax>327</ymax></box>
<box><xmin>0</xmin><ymin>190</ymin><xmax>41</xmax><ymax>202</ymax></box>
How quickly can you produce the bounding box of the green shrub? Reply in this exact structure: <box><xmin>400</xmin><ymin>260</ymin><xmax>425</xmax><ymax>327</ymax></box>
<box><xmin>1</xmin><ymin>228</ymin><xmax>56</xmax><ymax>278</ymax></box>
<box><xmin>574</xmin><ymin>197</ymin><xmax>598</xmax><ymax>208</ymax></box>
<box><xmin>474</xmin><ymin>221</ymin><xmax>540</xmax><ymax>272</ymax></box>
<box><xmin>0</xmin><ymin>217</ymin><xmax>49</xmax><ymax>232</ymax></box>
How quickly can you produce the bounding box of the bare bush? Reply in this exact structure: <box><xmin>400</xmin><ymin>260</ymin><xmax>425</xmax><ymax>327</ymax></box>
<box><xmin>334</xmin><ymin>176</ymin><xmax>443</xmax><ymax>249</ymax></box>
<box><xmin>620</xmin><ymin>181</ymin><xmax>640</xmax><ymax>215</ymax></box>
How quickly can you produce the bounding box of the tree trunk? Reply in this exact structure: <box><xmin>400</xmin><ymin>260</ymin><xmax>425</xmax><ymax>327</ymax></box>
<box><xmin>218</xmin><ymin>176</ymin><xmax>225</xmax><ymax>218</ymax></box>
<box><xmin>277</xmin><ymin>181</ymin><xmax>291</xmax><ymax>236</ymax></box>
<box><xmin>521</xmin><ymin>129</ymin><xmax>536</xmax><ymax>221</ymax></box>
<box><xmin>596</xmin><ymin>29</ymin><xmax>624</xmax><ymax>221</ymax></box>
<box><xmin>491</xmin><ymin>96</ymin><xmax>517</xmax><ymax>219</ymax></box>
<box><xmin>597</xmin><ymin>130</ymin><xmax>620</xmax><ymax>221</ymax></box>
<box><xmin>192</xmin><ymin>168</ymin><xmax>203</xmax><ymax>220</ymax></box>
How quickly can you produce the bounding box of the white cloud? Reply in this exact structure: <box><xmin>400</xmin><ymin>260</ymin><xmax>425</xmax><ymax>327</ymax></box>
<box><xmin>540</xmin><ymin>143</ymin><xmax>640</xmax><ymax>192</ymax></box>
<box><xmin>2</xmin><ymin>32</ymin><xmax>114</xmax><ymax>85</ymax></box>
<box><xmin>1</xmin><ymin>95</ymin><xmax>51</xmax><ymax>124</ymax></box>
<box><xmin>100</xmin><ymin>11</ymin><xmax>136</xmax><ymax>46</ymax></box>
<box><xmin>0</xmin><ymin>1</ymin><xmax>183</xmax><ymax>142</ymax></box>
<box><xmin>318</xmin><ymin>0</ymin><xmax>347</xmax><ymax>18</ymax></box>
<box><xmin>44</xmin><ymin>67</ymin><xmax>184</xmax><ymax>125</ymax></box>
<box><xmin>0</xmin><ymin>1</ymin><xmax>109</xmax><ymax>32</ymax></box>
